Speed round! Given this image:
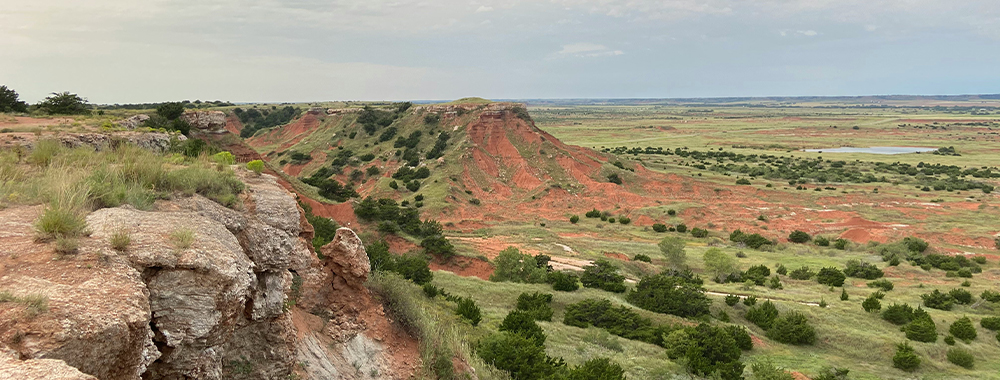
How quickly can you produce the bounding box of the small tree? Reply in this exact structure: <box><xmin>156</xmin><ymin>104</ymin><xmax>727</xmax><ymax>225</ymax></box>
<box><xmin>499</xmin><ymin>310</ymin><xmax>546</xmax><ymax>346</ymax></box>
<box><xmin>567</xmin><ymin>358</ymin><xmax>626</xmax><ymax>380</ymax></box>
<box><xmin>658</xmin><ymin>236</ymin><xmax>687</xmax><ymax>270</ymax></box>
<box><xmin>490</xmin><ymin>247</ymin><xmax>547</xmax><ymax>283</ymax></box>
<box><xmin>921</xmin><ymin>289</ymin><xmax>954</xmax><ymax>311</ymax></box>
<box><xmin>766</xmin><ymin>312</ymin><xmax>816</xmax><ymax>345</ymax></box>
<box><xmin>246</xmin><ymin>160</ymin><xmax>265</xmax><ymax>175</ymax></box>
<box><xmin>36</xmin><ymin>92</ymin><xmax>91</xmax><ymax>115</ymax></box>
<box><xmin>675</xmin><ymin>223</ymin><xmax>688</xmax><ymax>233</ymax></box>
<box><xmin>881</xmin><ymin>303</ymin><xmax>915</xmax><ymax>325</ymax></box>
<box><xmin>904</xmin><ymin>310</ymin><xmax>937</xmax><ymax>343</ymax></box>
<box><xmin>703</xmin><ymin>248</ymin><xmax>739</xmax><ymax>283</ymax></box>
<box><xmin>156</xmin><ymin>102</ymin><xmax>186</xmax><ymax>120</ymax></box>
<box><xmin>788</xmin><ymin>230</ymin><xmax>811</xmax><ymax>243</ymax></box>
<box><xmin>569</xmin><ymin>215</ymin><xmax>580</xmax><ymax>224</ymax></box>
<box><xmin>580</xmin><ymin>259</ymin><xmax>626</xmax><ymax>293</ymax></box>
<box><xmin>515</xmin><ymin>292</ymin><xmax>554</xmax><ymax>321</ymax></box>
<box><xmin>749</xmin><ymin>360</ymin><xmax>794</xmax><ymax>380</ymax></box>
<box><xmin>892</xmin><ymin>342</ymin><xmax>921</xmax><ymax>372</ymax></box>
<box><xmin>652</xmin><ymin>223</ymin><xmax>668</xmax><ymax>232</ymax></box>
<box><xmin>862</xmin><ymin>294</ymin><xmax>882</xmax><ymax>313</ymax></box>
<box><xmin>949</xmin><ymin>316</ymin><xmax>977</xmax><ymax>342</ymax></box>
<box><xmin>725</xmin><ymin>294</ymin><xmax>740</xmax><ymax>306</ymax></box>
<box><xmin>840</xmin><ymin>288</ymin><xmax>849</xmax><ymax>301</ymax></box>
<box><xmin>816</xmin><ymin>267</ymin><xmax>846</xmax><ymax>287</ymax></box>
<box><xmin>455</xmin><ymin>298</ymin><xmax>482</xmax><ymax>326</ymax></box>
<box><xmin>548</xmin><ymin>271</ymin><xmax>579</xmax><ymax>291</ymax></box>
<box><xmin>0</xmin><ymin>85</ymin><xmax>29</xmax><ymax>113</ymax></box>
<box><xmin>946</xmin><ymin>347</ymin><xmax>974</xmax><ymax>369</ymax></box>
<box><xmin>607</xmin><ymin>173</ymin><xmax>622</xmax><ymax>185</ymax></box>
<box><xmin>745</xmin><ymin>301</ymin><xmax>779</xmax><ymax>330</ymax></box>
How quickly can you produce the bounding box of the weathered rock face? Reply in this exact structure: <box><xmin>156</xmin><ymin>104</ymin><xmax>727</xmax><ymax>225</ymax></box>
<box><xmin>180</xmin><ymin>111</ymin><xmax>228</xmax><ymax>134</ymax></box>
<box><xmin>117</xmin><ymin>114</ymin><xmax>151</xmax><ymax>130</ymax></box>
<box><xmin>0</xmin><ymin>168</ymin><xmax>409</xmax><ymax>380</ymax></box>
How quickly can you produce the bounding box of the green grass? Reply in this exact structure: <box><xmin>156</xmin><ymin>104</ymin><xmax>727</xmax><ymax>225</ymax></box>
<box><xmin>109</xmin><ymin>227</ymin><xmax>131</xmax><ymax>251</ymax></box>
<box><xmin>0</xmin><ymin>290</ymin><xmax>50</xmax><ymax>318</ymax></box>
<box><xmin>169</xmin><ymin>228</ymin><xmax>195</xmax><ymax>249</ymax></box>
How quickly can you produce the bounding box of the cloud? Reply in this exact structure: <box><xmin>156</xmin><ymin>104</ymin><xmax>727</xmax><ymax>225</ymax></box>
<box><xmin>557</xmin><ymin>43</ymin><xmax>624</xmax><ymax>57</ymax></box>
<box><xmin>798</xmin><ymin>30</ymin><xmax>818</xmax><ymax>36</ymax></box>
<box><xmin>475</xmin><ymin>5</ymin><xmax>494</xmax><ymax>13</ymax></box>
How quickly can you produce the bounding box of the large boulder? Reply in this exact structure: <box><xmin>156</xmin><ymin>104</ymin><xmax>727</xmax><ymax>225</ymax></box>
<box><xmin>0</xmin><ymin>349</ymin><xmax>98</xmax><ymax>380</ymax></box>
<box><xmin>180</xmin><ymin>111</ymin><xmax>227</xmax><ymax>134</ymax></box>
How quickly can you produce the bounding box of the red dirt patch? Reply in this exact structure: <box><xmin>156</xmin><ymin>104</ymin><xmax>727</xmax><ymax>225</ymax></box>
<box><xmin>429</xmin><ymin>256</ymin><xmax>494</xmax><ymax>280</ymax></box>
<box><xmin>603</xmin><ymin>252</ymin><xmax>629</xmax><ymax>261</ymax></box>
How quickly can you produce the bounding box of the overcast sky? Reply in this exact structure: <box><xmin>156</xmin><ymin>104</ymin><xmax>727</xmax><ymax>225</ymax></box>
<box><xmin>2</xmin><ymin>0</ymin><xmax>999</xmax><ymax>104</ymax></box>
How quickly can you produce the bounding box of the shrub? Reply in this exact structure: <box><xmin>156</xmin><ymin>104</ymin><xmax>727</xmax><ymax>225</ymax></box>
<box><xmin>844</xmin><ymin>260</ymin><xmax>884</xmax><ymax>279</ymax></box>
<box><xmin>476</xmin><ymin>333</ymin><xmax>561</xmax><ymax>380</ymax></box>
<box><xmin>691</xmin><ymin>227</ymin><xmax>709</xmax><ymax>238</ymax></box>
<box><xmin>921</xmin><ymin>289</ymin><xmax>954</xmax><ymax>311</ymax></box>
<box><xmin>548</xmin><ymin>271</ymin><xmax>579</xmax><ymax>292</ymax></box>
<box><xmin>950</xmin><ymin>316</ymin><xmax>977</xmax><ymax>342</ymax></box>
<box><xmin>684</xmin><ymin>323</ymin><xmax>745</xmax><ymax>380</ymax></box>
<box><xmin>788</xmin><ymin>230</ymin><xmax>811</xmax><ymax>243</ymax></box>
<box><xmin>562</xmin><ymin>298</ymin><xmax>669</xmax><ymax>346</ymax></box>
<box><xmin>862</xmin><ymin>294</ymin><xmax>882</xmax><ymax>313</ymax></box>
<box><xmin>949</xmin><ymin>288</ymin><xmax>974</xmax><ymax>305</ymax></box>
<box><xmin>569</xmin><ymin>215</ymin><xmax>579</xmax><ymax>224</ymax></box>
<box><xmin>788</xmin><ymin>266</ymin><xmax>815</xmax><ymax>280</ymax></box>
<box><xmin>840</xmin><ymin>288</ymin><xmax>849</xmax><ymax>301</ymax></box>
<box><xmin>37</xmin><ymin>92</ymin><xmax>91</xmax><ymax>115</ymax></box>
<box><xmin>515</xmin><ymin>292</ymin><xmax>554</xmax><ymax>321</ymax></box>
<box><xmin>892</xmin><ymin>342</ymin><xmax>921</xmax><ymax>372</ymax></box>
<box><xmin>580</xmin><ymin>259</ymin><xmax>626</xmax><ymax>293</ymax></box>
<box><xmin>393</xmin><ymin>254</ymin><xmax>433</xmax><ymax>285</ymax></box>
<box><xmin>881</xmin><ymin>304</ymin><xmax>915</xmax><ymax>325</ymax></box>
<box><xmin>582</xmin><ymin>329</ymin><xmax>624</xmax><ymax>352</ymax></box>
<box><xmin>833</xmin><ymin>238</ymin><xmax>849</xmax><ymax>250</ymax></box>
<box><xmin>626</xmin><ymin>274</ymin><xmax>711</xmax><ymax>317</ymax></box>
<box><xmin>775</xmin><ymin>263</ymin><xmax>787</xmax><ymax>275</ymax></box>
<box><xmin>730</xmin><ymin>229</ymin><xmax>773</xmax><ymax>250</ymax></box>
<box><xmin>867</xmin><ymin>279</ymin><xmax>894</xmax><ymax>291</ymax></box>
<box><xmin>246</xmin><ymin>160</ymin><xmax>264</xmax><ymax>175</ymax></box>
<box><xmin>744</xmin><ymin>295</ymin><xmax>758</xmax><ymax>306</ymax></box>
<box><xmin>490</xmin><ymin>247</ymin><xmax>548</xmax><ymax>283</ymax></box>
<box><xmin>652</xmin><ymin>223</ymin><xmax>668</xmax><ymax>232</ymax></box>
<box><xmin>726</xmin><ymin>325</ymin><xmax>753</xmax><ymax>351</ymax></box>
<box><xmin>766</xmin><ymin>312</ymin><xmax>816</xmax><ymax>345</ymax></box>
<box><xmin>658</xmin><ymin>236</ymin><xmax>687</xmax><ymax>270</ymax></box>
<box><xmin>904</xmin><ymin>310</ymin><xmax>937</xmax><ymax>343</ymax></box>
<box><xmin>618</xmin><ymin>216</ymin><xmax>631</xmax><ymax>225</ymax></box>
<box><xmin>725</xmin><ymin>294</ymin><xmax>740</xmax><ymax>306</ymax></box>
<box><xmin>982</xmin><ymin>290</ymin><xmax>1000</xmax><ymax>303</ymax></box>
<box><xmin>499</xmin><ymin>310</ymin><xmax>546</xmax><ymax>346</ymax></box>
<box><xmin>633</xmin><ymin>254</ymin><xmax>652</xmax><ymax>263</ymax></box>
<box><xmin>750</xmin><ymin>360</ymin><xmax>794</xmax><ymax>380</ymax></box>
<box><xmin>814</xmin><ymin>236</ymin><xmax>830</xmax><ymax>247</ymax></box>
<box><xmin>742</xmin><ymin>264</ymin><xmax>771</xmax><ymax>286</ymax></box>
<box><xmin>946</xmin><ymin>347</ymin><xmax>974</xmax><ymax>369</ymax></box>
<box><xmin>606</xmin><ymin>173</ymin><xmax>622</xmax><ymax>185</ymax></box>
<box><xmin>169</xmin><ymin>228</ymin><xmax>195</xmax><ymax>249</ymax></box>
<box><xmin>981</xmin><ymin>316</ymin><xmax>1000</xmax><ymax>330</ymax></box>
<box><xmin>816</xmin><ymin>267</ymin><xmax>846</xmax><ymax>287</ymax></box>
<box><xmin>455</xmin><ymin>298</ymin><xmax>481</xmax><ymax>326</ymax></box>
<box><xmin>567</xmin><ymin>358</ymin><xmax>626</xmax><ymax>380</ymax></box>
<box><xmin>109</xmin><ymin>227</ymin><xmax>131</xmax><ymax>251</ymax></box>
<box><xmin>944</xmin><ymin>335</ymin><xmax>956</xmax><ymax>345</ymax></box>
<box><xmin>421</xmin><ymin>283</ymin><xmax>439</xmax><ymax>298</ymax></box>
<box><xmin>212</xmin><ymin>151</ymin><xmax>235</xmax><ymax>165</ymax></box>
<box><xmin>585</xmin><ymin>209</ymin><xmax>601</xmax><ymax>218</ymax></box>
<box><xmin>675</xmin><ymin>223</ymin><xmax>688</xmax><ymax>233</ymax></box>
<box><xmin>745</xmin><ymin>300</ymin><xmax>779</xmax><ymax>330</ymax></box>
<box><xmin>703</xmin><ymin>248</ymin><xmax>739</xmax><ymax>283</ymax></box>
<box><xmin>54</xmin><ymin>236</ymin><xmax>79</xmax><ymax>254</ymax></box>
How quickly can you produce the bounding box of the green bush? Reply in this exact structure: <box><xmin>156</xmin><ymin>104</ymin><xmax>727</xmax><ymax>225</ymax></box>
<box><xmin>490</xmin><ymin>247</ymin><xmax>548</xmax><ymax>283</ymax></box>
<box><xmin>881</xmin><ymin>303</ymin><xmax>914</xmax><ymax>325</ymax></box>
<box><xmin>684</xmin><ymin>323</ymin><xmax>745</xmax><ymax>380</ymax></box>
<box><xmin>867</xmin><ymin>279</ymin><xmax>894</xmax><ymax>291</ymax></box>
<box><xmin>394</xmin><ymin>254</ymin><xmax>434</xmax><ymax>285</ymax></box>
<box><xmin>982</xmin><ymin>290</ymin><xmax>1000</xmax><ymax>303</ymax></box>
<box><xmin>515</xmin><ymin>292</ymin><xmax>554</xmax><ymax>321</ymax></box>
<box><xmin>567</xmin><ymin>358</ymin><xmax>625</xmax><ymax>380</ymax></box>
<box><xmin>742</xmin><ymin>264</ymin><xmax>771</xmax><ymax>286</ymax></box>
<box><xmin>626</xmin><ymin>274</ymin><xmax>711</xmax><ymax>317</ymax></box>
<box><xmin>788</xmin><ymin>266</ymin><xmax>815</xmax><ymax>280</ymax></box>
<box><xmin>981</xmin><ymin>316</ymin><xmax>1000</xmax><ymax>330</ymax></box>
<box><xmin>499</xmin><ymin>310</ymin><xmax>546</xmax><ymax>346</ymax></box>
<box><xmin>633</xmin><ymin>254</ymin><xmax>652</xmax><ymax>263</ymax></box>
<box><xmin>921</xmin><ymin>289</ymin><xmax>954</xmax><ymax>311</ymax></box>
<box><xmin>675</xmin><ymin>223</ymin><xmax>687</xmax><ymax>233</ymax></box>
<box><xmin>246</xmin><ymin>160</ymin><xmax>264</xmax><ymax>175</ymax></box>
<box><xmin>950</xmin><ymin>316</ymin><xmax>977</xmax><ymax>342</ymax></box>
<box><xmin>745</xmin><ymin>300</ymin><xmax>779</xmax><ymax>330</ymax></box>
<box><xmin>725</xmin><ymin>294</ymin><xmax>740</xmax><ymax>306</ymax></box>
<box><xmin>580</xmin><ymin>259</ymin><xmax>626</xmax><ymax>293</ymax></box>
<box><xmin>788</xmin><ymin>230</ymin><xmax>811</xmax><ymax>243</ymax></box>
<box><xmin>455</xmin><ymin>297</ymin><xmax>481</xmax><ymax>326</ymax></box>
<box><xmin>476</xmin><ymin>333</ymin><xmax>561</xmax><ymax>380</ymax></box>
<box><xmin>422</xmin><ymin>283</ymin><xmax>440</xmax><ymax>298</ymax></box>
<box><xmin>946</xmin><ymin>347</ymin><xmax>974</xmax><ymax>369</ymax></box>
<box><xmin>652</xmin><ymin>223</ymin><xmax>668</xmax><ymax>232</ymax></box>
<box><xmin>562</xmin><ymin>298</ymin><xmax>671</xmax><ymax>347</ymax></box>
<box><xmin>766</xmin><ymin>312</ymin><xmax>816</xmax><ymax>345</ymax></box>
<box><xmin>726</xmin><ymin>325</ymin><xmax>753</xmax><ymax>351</ymax></box>
<box><xmin>844</xmin><ymin>260</ymin><xmax>884</xmax><ymax>279</ymax></box>
<box><xmin>862</xmin><ymin>294</ymin><xmax>882</xmax><ymax>313</ymax></box>
<box><xmin>904</xmin><ymin>310</ymin><xmax>937</xmax><ymax>343</ymax></box>
<box><xmin>569</xmin><ymin>215</ymin><xmax>579</xmax><ymax>224</ymax></box>
<box><xmin>816</xmin><ymin>267</ymin><xmax>846</xmax><ymax>287</ymax></box>
<box><xmin>750</xmin><ymin>360</ymin><xmax>794</xmax><ymax>380</ymax></box>
<box><xmin>36</xmin><ymin>92</ymin><xmax>91</xmax><ymax>115</ymax></box>
<box><xmin>892</xmin><ymin>342</ymin><xmax>921</xmax><ymax>372</ymax></box>
<box><xmin>814</xmin><ymin>236</ymin><xmax>830</xmax><ymax>247</ymax></box>
<box><xmin>691</xmin><ymin>227</ymin><xmax>709</xmax><ymax>238</ymax></box>
<box><xmin>949</xmin><ymin>288</ymin><xmax>974</xmax><ymax>305</ymax></box>
<box><xmin>548</xmin><ymin>271</ymin><xmax>579</xmax><ymax>291</ymax></box>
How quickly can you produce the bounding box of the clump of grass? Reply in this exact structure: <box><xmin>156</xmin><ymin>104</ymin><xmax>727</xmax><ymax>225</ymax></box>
<box><xmin>0</xmin><ymin>290</ymin><xmax>50</xmax><ymax>318</ymax></box>
<box><xmin>34</xmin><ymin>177</ymin><xmax>90</xmax><ymax>241</ymax></box>
<box><xmin>169</xmin><ymin>228</ymin><xmax>195</xmax><ymax>249</ymax></box>
<box><xmin>27</xmin><ymin>139</ymin><xmax>62</xmax><ymax>167</ymax></box>
<box><xmin>54</xmin><ymin>236</ymin><xmax>79</xmax><ymax>254</ymax></box>
<box><xmin>110</xmin><ymin>227</ymin><xmax>131</xmax><ymax>251</ymax></box>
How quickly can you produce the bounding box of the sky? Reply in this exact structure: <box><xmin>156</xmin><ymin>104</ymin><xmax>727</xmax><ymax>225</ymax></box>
<box><xmin>2</xmin><ymin>0</ymin><xmax>999</xmax><ymax>104</ymax></box>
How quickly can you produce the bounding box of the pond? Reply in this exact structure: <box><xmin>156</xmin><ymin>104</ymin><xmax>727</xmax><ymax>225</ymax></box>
<box><xmin>802</xmin><ymin>146</ymin><xmax>937</xmax><ymax>155</ymax></box>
